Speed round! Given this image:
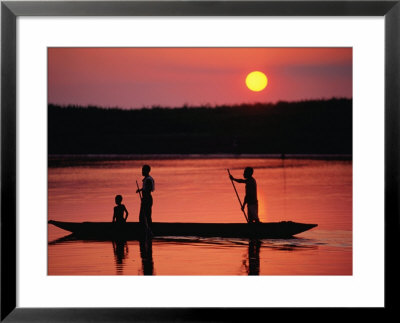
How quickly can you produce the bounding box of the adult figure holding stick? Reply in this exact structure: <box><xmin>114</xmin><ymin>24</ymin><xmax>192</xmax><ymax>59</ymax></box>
<box><xmin>228</xmin><ymin>167</ymin><xmax>260</xmax><ymax>223</ymax></box>
<box><xmin>136</xmin><ymin>165</ymin><xmax>155</xmax><ymax>232</ymax></box>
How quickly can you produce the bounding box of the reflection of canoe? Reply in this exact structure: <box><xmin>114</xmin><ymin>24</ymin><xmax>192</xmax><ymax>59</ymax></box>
<box><xmin>48</xmin><ymin>220</ymin><xmax>317</xmax><ymax>239</ymax></box>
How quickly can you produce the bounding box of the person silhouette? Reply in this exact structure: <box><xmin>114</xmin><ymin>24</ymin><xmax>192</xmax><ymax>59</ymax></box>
<box><xmin>112</xmin><ymin>195</ymin><xmax>129</xmax><ymax>223</ymax></box>
<box><xmin>136</xmin><ymin>165</ymin><xmax>155</xmax><ymax>231</ymax></box>
<box><xmin>229</xmin><ymin>167</ymin><xmax>260</xmax><ymax>223</ymax></box>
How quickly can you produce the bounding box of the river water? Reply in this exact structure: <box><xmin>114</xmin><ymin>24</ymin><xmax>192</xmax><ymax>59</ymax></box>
<box><xmin>48</xmin><ymin>156</ymin><xmax>352</xmax><ymax>275</ymax></box>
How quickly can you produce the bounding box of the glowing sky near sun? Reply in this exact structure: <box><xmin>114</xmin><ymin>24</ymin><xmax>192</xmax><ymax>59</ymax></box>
<box><xmin>48</xmin><ymin>47</ymin><xmax>352</xmax><ymax>109</ymax></box>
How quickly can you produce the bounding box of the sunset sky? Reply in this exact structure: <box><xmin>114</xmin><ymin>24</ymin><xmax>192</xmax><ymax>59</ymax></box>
<box><xmin>48</xmin><ymin>47</ymin><xmax>352</xmax><ymax>109</ymax></box>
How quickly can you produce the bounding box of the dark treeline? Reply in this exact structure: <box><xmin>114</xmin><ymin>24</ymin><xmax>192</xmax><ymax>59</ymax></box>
<box><xmin>48</xmin><ymin>98</ymin><xmax>352</xmax><ymax>155</ymax></box>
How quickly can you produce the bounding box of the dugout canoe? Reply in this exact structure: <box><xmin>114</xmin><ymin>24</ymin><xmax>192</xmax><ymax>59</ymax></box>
<box><xmin>48</xmin><ymin>220</ymin><xmax>317</xmax><ymax>239</ymax></box>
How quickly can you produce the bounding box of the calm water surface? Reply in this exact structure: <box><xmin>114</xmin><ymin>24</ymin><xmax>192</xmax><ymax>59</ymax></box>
<box><xmin>48</xmin><ymin>157</ymin><xmax>352</xmax><ymax>275</ymax></box>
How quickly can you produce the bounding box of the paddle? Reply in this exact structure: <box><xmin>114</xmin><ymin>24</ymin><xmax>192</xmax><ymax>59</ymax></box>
<box><xmin>227</xmin><ymin>169</ymin><xmax>249</xmax><ymax>223</ymax></box>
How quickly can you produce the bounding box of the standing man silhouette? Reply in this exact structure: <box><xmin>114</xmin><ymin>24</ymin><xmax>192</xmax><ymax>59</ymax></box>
<box><xmin>229</xmin><ymin>167</ymin><xmax>260</xmax><ymax>223</ymax></box>
<box><xmin>136</xmin><ymin>165</ymin><xmax>155</xmax><ymax>231</ymax></box>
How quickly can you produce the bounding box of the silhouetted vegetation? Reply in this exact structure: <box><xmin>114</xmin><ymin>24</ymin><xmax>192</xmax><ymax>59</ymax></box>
<box><xmin>48</xmin><ymin>98</ymin><xmax>352</xmax><ymax>155</ymax></box>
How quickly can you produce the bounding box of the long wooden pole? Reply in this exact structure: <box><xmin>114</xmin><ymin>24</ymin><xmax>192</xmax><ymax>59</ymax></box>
<box><xmin>227</xmin><ymin>169</ymin><xmax>249</xmax><ymax>223</ymax></box>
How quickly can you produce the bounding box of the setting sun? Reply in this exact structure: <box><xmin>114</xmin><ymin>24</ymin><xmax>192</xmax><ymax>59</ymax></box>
<box><xmin>246</xmin><ymin>71</ymin><xmax>268</xmax><ymax>92</ymax></box>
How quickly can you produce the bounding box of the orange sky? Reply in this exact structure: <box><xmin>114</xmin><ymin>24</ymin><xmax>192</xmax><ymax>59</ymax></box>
<box><xmin>48</xmin><ymin>47</ymin><xmax>352</xmax><ymax>109</ymax></box>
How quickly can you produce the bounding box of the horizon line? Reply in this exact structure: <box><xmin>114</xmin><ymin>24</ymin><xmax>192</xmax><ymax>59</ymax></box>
<box><xmin>48</xmin><ymin>96</ymin><xmax>353</xmax><ymax>111</ymax></box>
<box><xmin>48</xmin><ymin>153</ymin><xmax>352</xmax><ymax>160</ymax></box>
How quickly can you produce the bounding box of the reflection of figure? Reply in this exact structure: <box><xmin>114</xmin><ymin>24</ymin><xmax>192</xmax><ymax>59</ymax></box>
<box><xmin>139</xmin><ymin>236</ymin><xmax>154</xmax><ymax>275</ymax></box>
<box><xmin>229</xmin><ymin>167</ymin><xmax>260</xmax><ymax>223</ymax></box>
<box><xmin>248</xmin><ymin>239</ymin><xmax>261</xmax><ymax>275</ymax></box>
<box><xmin>113</xmin><ymin>195</ymin><xmax>129</xmax><ymax>223</ymax></box>
<box><xmin>112</xmin><ymin>240</ymin><xmax>128</xmax><ymax>275</ymax></box>
<box><xmin>136</xmin><ymin>165</ymin><xmax>155</xmax><ymax>230</ymax></box>
<box><xmin>243</xmin><ymin>239</ymin><xmax>261</xmax><ymax>275</ymax></box>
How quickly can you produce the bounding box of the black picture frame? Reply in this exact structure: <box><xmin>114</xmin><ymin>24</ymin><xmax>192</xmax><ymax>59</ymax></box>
<box><xmin>1</xmin><ymin>0</ymin><xmax>398</xmax><ymax>321</ymax></box>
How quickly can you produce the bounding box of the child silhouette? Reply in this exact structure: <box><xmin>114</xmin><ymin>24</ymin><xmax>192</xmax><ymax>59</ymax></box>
<box><xmin>113</xmin><ymin>195</ymin><xmax>129</xmax><ymax>223</ymax></box>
